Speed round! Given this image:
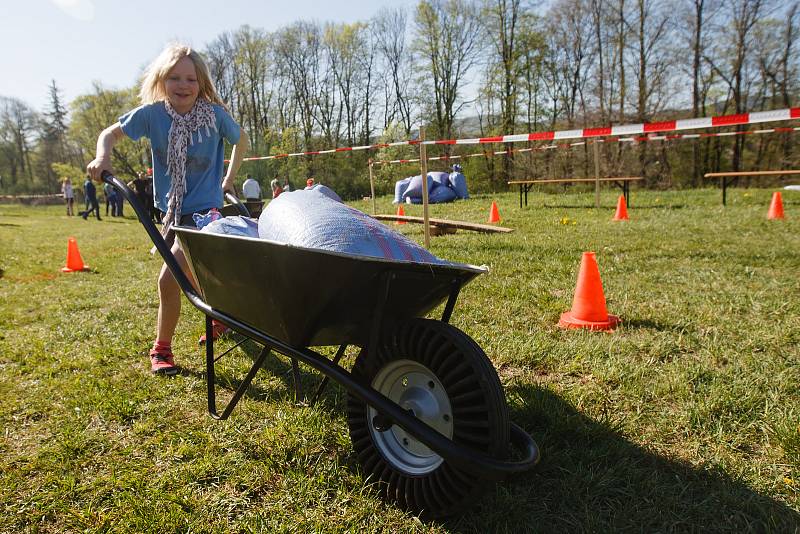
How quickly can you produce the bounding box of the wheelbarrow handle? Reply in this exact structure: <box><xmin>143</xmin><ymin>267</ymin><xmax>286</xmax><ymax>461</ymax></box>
<box><xmin>100</xmin><ymin>170</ymin><xmax>200</xmax><ymax>301</ymax></box>
<box><xmin>224</xmin><ymin>192</ymin><xmax>251</xmax><ymax>217</ymax></box>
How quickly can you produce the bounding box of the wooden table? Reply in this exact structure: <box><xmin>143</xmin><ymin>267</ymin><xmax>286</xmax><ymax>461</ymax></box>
<box><xmin>704</xmin><ymin>170</ymin><xmax>800</xmax><ymax>205</ymax></box>
<box><xmin>507</xmin><ymin>177</ymin><xmax>643</xmax><ymax>208</ymax></box>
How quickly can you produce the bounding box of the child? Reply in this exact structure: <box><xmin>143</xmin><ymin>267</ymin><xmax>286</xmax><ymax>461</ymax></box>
<box><xmin>61</xmin><ymin>177</ymin><xmax>74</xmax><ymax>216</ymax></box>
<box><xmin>270</xmin><ymin>178</ymin><xmax>283</xmax><ymax>199</ymax></box>
<box><xmin>87</xmin><ymin>43</ymin><xmax>250</xmax><ymax>376</ymax></box>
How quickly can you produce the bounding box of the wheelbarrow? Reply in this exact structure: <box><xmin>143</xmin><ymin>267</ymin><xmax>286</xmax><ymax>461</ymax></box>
<box><xmin>102</xmin><ymin>172</ymin><xmax>540</xmax><ymax>519</ymax></box>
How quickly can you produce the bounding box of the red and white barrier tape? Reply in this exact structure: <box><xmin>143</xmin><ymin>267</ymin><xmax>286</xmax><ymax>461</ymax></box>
<box><xmin>368</xmin><ymin>126</ymin><xmax>800</xmax><ymax>166</ymax></box>
<box><xmin>239</xmin><ymin>107</ymin><xmax>800</xmax><ymax>162</ymax></box>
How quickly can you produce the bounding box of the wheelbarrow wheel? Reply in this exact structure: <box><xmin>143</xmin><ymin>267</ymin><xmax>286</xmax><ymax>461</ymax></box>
<box><xmin>347</xmin><ymin>318</ymin><xmax>509</xmax><ymax>519</ymax></box>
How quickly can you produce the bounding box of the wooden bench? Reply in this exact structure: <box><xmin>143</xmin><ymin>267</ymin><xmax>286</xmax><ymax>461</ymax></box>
<box><xmin>507</xmin><ymin>177</ymin><xmax>643</xmax><ymax>208</ymax></box>
<box><xmin>704</xmin><ymin>170</ymin><xmax>800</xmax><ymax>205</ymax></box>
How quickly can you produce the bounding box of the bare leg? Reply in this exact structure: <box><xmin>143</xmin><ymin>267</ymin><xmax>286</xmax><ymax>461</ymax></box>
<box><xmin>156</xmin><ymin>242</ymin><xmax>198</xmax><ymax>343</ymax></box>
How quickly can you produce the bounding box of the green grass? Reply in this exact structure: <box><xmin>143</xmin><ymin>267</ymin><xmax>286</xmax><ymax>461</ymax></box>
<box><xmin>1</xmin><ymin>187</ymin><xmax>798</xmax><ymax>532</ymax></box>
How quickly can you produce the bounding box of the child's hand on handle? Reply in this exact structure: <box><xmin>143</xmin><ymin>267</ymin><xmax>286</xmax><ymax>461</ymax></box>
<box><xmin>86</xmin><ymin>157</ymin><xmax>112</xmax><ymax>181</ymax></box>
<box><xmin>221</xmin><ymin>175</ymin><xmax>236</xmax><ymax>195</ymax></box>
<box><xmin>88</xmin><ymin>123</ymin><xmax>125</xmax><ymax>180</ymax></box>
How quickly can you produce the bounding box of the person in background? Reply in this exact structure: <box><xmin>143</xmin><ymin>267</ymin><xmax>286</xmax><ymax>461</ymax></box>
<box><xmin>61</xmin><ymin>177</ymin><xmax>74</xmax><ymax>216</ymax></box>
<box><xmin>79</xmin><ymin>174</ymin><xmax>101</xmax><ymax>220</ymax></box>
<box><xmin>304</xmin><ymin>178</ymin><xmax>314</xmax><ymax>190</ymax></box>
<box><xmin>128</xmin><ymin>171</ymin><xmax>149</xmax><ymax>213</ymax></box>
<box><xmin>115</xmin><ymin>183</ymin><xmax>125</xmax><ymax>217</ymax></box>
<box><xmin>145</xmin><ymin>175</ymin><xmax>160</xmax><ymax>223</ymax></box>
<box><xmin>86</xmin><ymin>43</ymin><xmax>249</xmax><ymax>375</ymax></box>
<box><xmin>104</xmin><ymin>180</ymin><xmax>118</xmax><ymax>216</ymax></box>
<box><xmin>270</xmin><ymin>178</ymin><xmax>283</xmax><ymax>199</ymax></box>
<box><xmin>242</xmin><ymin>173</ymin><xmax>261</xmax><ymax>201</ymax></box>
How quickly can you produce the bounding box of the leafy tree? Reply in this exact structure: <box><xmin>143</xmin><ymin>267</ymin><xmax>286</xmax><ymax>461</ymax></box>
<box><xmin>69</xmin><ymin>83</ymin><xmax>148</xmax><ymax>180</ymax></box>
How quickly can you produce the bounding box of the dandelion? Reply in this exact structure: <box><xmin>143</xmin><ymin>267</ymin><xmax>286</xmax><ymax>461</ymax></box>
<box><xmin>785</xmin><ymin>477</ymin><xmax>795</xmax><ymax>486</ymax></box>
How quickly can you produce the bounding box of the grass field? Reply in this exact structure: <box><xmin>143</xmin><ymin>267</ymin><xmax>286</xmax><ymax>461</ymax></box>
<box><xmin>1</xmin><ymin>187</ymin><xmax>799</xmax><ymax>532</ymax></box>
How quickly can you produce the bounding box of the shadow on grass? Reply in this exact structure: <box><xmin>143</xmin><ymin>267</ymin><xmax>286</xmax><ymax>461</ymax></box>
<box><xmin>0</xmin><ymin>222</ymin><xmax>21</xmax><ymax>227</ymax></box>
<box><xmin>184</xmin><ymin>335</ymin><xmax>343</xmax><ymax>409</ymax></box>
<box><xmin>182</xmin><ymin>333</ymin><xmax>799</xmax><ymax>531</ymax></box>
<box><xmin>539</xmin><ymin>203</ymin><xmax>690</xmax><ymax>210</ymax></box>
<box><xmin>447</xmin><ymin>384</ymin><xmax>800</xmax><ymax>532</ymax></box>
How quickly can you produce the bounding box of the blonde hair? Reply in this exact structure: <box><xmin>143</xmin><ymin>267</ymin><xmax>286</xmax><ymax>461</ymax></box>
<box><xmin>139</xmin><ymin>43</ymin><xmax>225</xmax><ymax>107</ymax></box>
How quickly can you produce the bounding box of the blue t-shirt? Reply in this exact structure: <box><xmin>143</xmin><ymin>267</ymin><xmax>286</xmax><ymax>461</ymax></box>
<box><xmin>119</xmin><ymin>102</ymin><xmax>241</xmax><ymax>214</ymax></box>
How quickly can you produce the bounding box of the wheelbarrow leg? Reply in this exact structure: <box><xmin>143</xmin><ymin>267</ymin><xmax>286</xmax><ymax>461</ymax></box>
<box><xmin>290</xmin><ymin>358</ymin><xmax>305</xmax><ymax>404</ymax></box>
<box><xmin>308</xmin><ymin>344</ymin><xmax>348</xmax><ymax>407</ymax></box>
<box><xmin>206</xmin><ymin>315</ymin><xmax>272</xmax><ymax>420</ymax></box>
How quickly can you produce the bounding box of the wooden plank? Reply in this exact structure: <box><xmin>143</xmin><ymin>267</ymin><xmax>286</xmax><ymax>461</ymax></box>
<box><xmin>704</xmin><ymin>170</ymin><xmax>800</xmax><ymax>178</ymax></box>
<box><xmin>508</xmin><ymin>177</ymin><xmax>643</xmax><ymax>185</ymax></box>
<box><xmin>374</xmin><ymin>214</ymin><xmax>514</xmax><ymax>233</ymax></box>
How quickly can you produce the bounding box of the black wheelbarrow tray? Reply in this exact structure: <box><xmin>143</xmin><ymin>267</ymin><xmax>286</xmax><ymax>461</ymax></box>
<box><xmin>104</xmin><ymin>172</ymin><xmax>540</xmax><ymax>518</ymax></box>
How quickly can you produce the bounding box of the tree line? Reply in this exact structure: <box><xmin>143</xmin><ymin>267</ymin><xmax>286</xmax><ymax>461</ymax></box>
<box><xmin>2</xmin><ymin>0</ymin><xmax>798</xmax><ymax>199</ymax></box>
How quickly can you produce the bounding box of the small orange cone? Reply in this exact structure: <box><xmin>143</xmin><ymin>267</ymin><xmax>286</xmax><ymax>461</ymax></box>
<box><xmin>558</xmin><ymin>252</ymin><xmax>620</xmax><ymax>331</ymax></box>
<box><xmin>395</xmin><ymin>204</ymin><xmax>406</xmax><ymax>224</ymax></box>
<box><xmin>767</xmin><ymin>191</ymin><xmax>785</xmax><ymax>220</ymax></box>
<box><xmin>488</xmin><ymin>201</ymin><xmax>501</xmax><ymax>223</ymax></box>
<box><xmin>61</xmin><ymin>237</ymin><xmax>88</xmax><ymax>272</ymax></box>
<box><xmin>612</xmin><ymin>195</ymin><xmax>629</xmax><ymax>221</ymax></box>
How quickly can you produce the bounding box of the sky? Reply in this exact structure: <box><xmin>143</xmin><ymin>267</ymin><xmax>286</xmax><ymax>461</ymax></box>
<box><xmin>1</xmin><ymin>0</ymin><xmax>415</xmax><ymax>113</ymax></box>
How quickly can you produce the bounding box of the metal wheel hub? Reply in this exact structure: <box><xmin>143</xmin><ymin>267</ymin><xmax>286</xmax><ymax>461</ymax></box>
<box><xmin>367</xmin><ymin>359</ymin><xmax>453</xmax><ymax>475</ymax></box>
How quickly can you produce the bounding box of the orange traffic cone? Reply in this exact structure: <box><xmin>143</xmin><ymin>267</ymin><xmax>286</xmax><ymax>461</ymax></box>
<box><xmin>395</xmin><ymin>204</ymin><xmax>407</xmax><ymax>224</ymax></box>
<box><xmin>488</xmin><ymin>201</ymin><xmax>501</xmax><ymax>223</ymax></box>
<box><xmin>612</xmin><ymin>195</ymin><xmax>629</xmax><ymax>221</ymax></box>
<box><xmin>767</xmin><ymin>191</ymin><xmax>785</xmax><ymax>220</ymax></box>
<box><xmin>558</xmin><ymin>252</ymin><xmax>620</xmax><ymax>331</ymax></box>
<box><xmin>61</xmin><ymin>237</ymin><xmax>88</xmax><ymax>272</ymax></box>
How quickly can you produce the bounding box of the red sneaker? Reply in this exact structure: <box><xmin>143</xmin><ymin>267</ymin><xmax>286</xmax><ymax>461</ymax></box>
<box><xmin>198</xmin><ymin>320</ymin><xmax>231</xmax><ymax>346</ymax></box>
<box><xmin>149</xmin><ymin>348</ymin><xmax>178</xmax><ymax>376</ymax></box>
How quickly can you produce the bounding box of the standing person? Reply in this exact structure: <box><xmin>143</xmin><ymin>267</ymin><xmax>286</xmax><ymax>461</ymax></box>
<box><xmin>145</xmin><ymin>175</ymin><xmax>160</xmax><ymax>223</ymax></box>
<box><xmin>104</xmin><ymin>180</ymin><xmax>118</xmax><ymax>216</ymax></box>
<box><xmin>79</xmin><ymin>174</ymin><xmax>101</xmax><ymax>220</ymax></box>
<box><xmin>242</xmin><ymin>173</ymin><xmax>261</xmax><ymax>200</ymax></box>
<box><xmin>61</xmin><ymin>177</ymin><xmax>74</xmax><ymax>216</ymax></box>
<box><xmin>87</xmin><ymin>43</ymin><xmax>249</xmax><ymax>376</ymax></box>
<box><xmin>270</xmin><ymin>178</ymin><xmax>283</xmax><ymax>199</ymax></box>
<box><xmin>127</xmin><ymin>171</ymin><xmax>149</xmax><ymax>213</ymax></box>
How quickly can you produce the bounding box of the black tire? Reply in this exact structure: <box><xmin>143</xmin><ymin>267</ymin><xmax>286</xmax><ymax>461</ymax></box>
<box><xmin>347</xmin><ymin>318</ymin><xmax>509</xmax><ymax>519</ymax></box>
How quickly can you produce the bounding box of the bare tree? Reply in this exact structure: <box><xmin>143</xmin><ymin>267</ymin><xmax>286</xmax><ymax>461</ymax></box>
<box><xmin>705</xmin><ymin>0</ymin><xmax>774</xmax><ymax>171</ymax></box>
<box><xmin>414</xmin><ymin>0</ymin><xmax>483</xmax><ymax>140</ymax></box>
<box><xmin>373</xmin><ymin>7</ymin><xmax>415</xmax><ymax>135</ymax></box>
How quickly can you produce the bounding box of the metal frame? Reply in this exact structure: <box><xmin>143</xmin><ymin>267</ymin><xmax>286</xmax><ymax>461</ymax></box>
<box><xmin>103</xmin><ymin>172</ymin><xmax>539</xmax><ymax>481</ymax></box>
<box><xmin>512</xmin><ymin>177</ymin><xmax>639</xmax><ymax>208</ymax></box>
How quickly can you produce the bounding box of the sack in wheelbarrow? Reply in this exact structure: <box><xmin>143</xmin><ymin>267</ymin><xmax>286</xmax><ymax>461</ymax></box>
<box><xmin>257</xmin><ymin>187</ymin><xmax>450</xmax><ymax>265</ymax></box>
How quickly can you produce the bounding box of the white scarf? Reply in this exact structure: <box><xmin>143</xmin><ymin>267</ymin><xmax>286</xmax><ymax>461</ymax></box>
<box><xmin>161</xmin><ymin>98</ymin><xmax>217</xmax><ymax>237</ymax></box>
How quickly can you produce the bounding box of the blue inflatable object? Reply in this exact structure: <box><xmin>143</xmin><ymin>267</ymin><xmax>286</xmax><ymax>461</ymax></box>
<box><xmin>449</xmin><ymin>172</ymin><xmax>469</xmax><ymax>199</ymax></box>
<box><xmin>430</xmin><ymin>171</ymin><xmax>450</xmax><ymax>187</ymax></box>
<box><xmin>393</xmin><ymin>176</ymin><xmax>412</xmax><ymax>204</ymax></box>
<box><xmin>402</xmin><ymin>173</ymin><xmax>436</xmax><ymax>201</ymax></box>
<box><xmin>428</xmin><ymin>184</ymin><xmax>458</xmax><ymax>203</ymax></box>
<box><xmin>258</xmin><ymin>188</ymin><xmax>448</xmax><ymax>264</ymax></box>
